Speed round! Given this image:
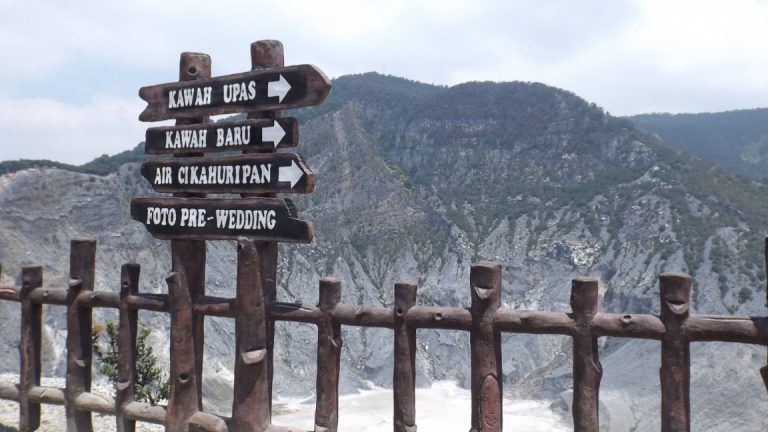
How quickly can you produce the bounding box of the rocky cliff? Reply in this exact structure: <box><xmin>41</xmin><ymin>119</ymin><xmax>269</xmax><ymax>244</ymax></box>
<box><xmin>1</xmin><ymin>73</ymin><xmax>767</xmax><ymax>430</ymax></box>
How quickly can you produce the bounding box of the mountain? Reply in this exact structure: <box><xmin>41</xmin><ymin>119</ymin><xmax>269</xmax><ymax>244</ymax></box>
<box><xmin>0</xmin><ymin>144</ymin><xmax>145</xmax><ymax>177</ymax></box>
<box><xmin>1</xmin><ymin>73</ymin><xmax>767</xmax><ymax>430</ymax></box>
<box><xmin>628</xmin><ymin>108</ymin><xmax>768</xmax><ymax>180</ymax></box>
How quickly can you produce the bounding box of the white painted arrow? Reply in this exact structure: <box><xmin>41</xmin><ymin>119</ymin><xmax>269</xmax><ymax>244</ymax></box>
<box><xmin>268</xmin><ymin>75</ymin><xmax>291</xmax><ymax>103</ymax></box>
<box><xmin>262</xmin><ymin>120</ymin><xmax>286</xmax><ymax>148</ymax></box>
<box><xmin>278</xmin><ymin>160</ymin><xmax>303</xmax><ymax>188</ymax></box>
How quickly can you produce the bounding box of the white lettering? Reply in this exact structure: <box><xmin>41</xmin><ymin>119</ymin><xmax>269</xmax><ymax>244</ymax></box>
<box><xmin>216</xmin><ymin>128</ymin><xmax>224</xmax><ymax>147</ymax></box>
<box><xmin>178</xmin><ymin>167</ymin><xmax>187</xmax><ymax>184</ymax></box>
<box><xmin>242</xmin><ymin>126</ymin><xmax>251</xmax><ymax>144</ymax></box>
<box><xmin>168</xmin><ymin>91</ymin><xmax>177</xmax><ymax>109</ymax></box>
<box><xmin>145</xmin><ymin>207</ymin><xmax>176</xmax><ymax>226</ymax></box>
<box><xmin>215</xmin><ymin>209</ymin><xmax>228</xmax><ymax>228</ymax></box>
<box><xmin>213</xmin><ymin>209</ymin><xmax>277</xmax><ymax>231</ymax></box>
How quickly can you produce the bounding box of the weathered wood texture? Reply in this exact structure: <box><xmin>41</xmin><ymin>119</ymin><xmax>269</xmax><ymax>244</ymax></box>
<box><xmin>130</xmin><ymin>197</ymin><xmax>313</xmax><ymax>243</ymax></box>
<box><xmin>314</xmin><ymin>278</ymin><xmax>342</xmax><ymax>432</ymax></box>
<box><xmin>659</xmin><ymin>273</ymin><xmax>692</xmax><ymax>432</ymax></box>
<box><xmin>116</xmin><ymin>264</ymin><xmax>140</xmax><ymax>432</ymax></box>
<box><xmin>18</xmin><ymin>266</ymin><xmax>42</xmax><ymax>432</ymax></box>
<box><xmin>139</xmin><ymin>64</ymin><xmax>331</xmax><ymax>121</ymax></box>
<box><xmin>165</xmin><ymin>271</ymin><xmax>200</xmax><ymax>431</ymax></box>
<box><xmin>571</xmin><ymin>278</ymin><xmax>602</xmax><ymax>432</ymax></box>
<box><xmin>144</xmin><ymin>117</ymin><xmax>298</xmax><ymax>154</ymax></box>
<box><xmin>66</xmin><ymin>239</ymin><xmax>96</xmax><ymax>431</ymax></box>
<box><xmin>3</xmin><ymin>242</ymin><xmax>768</xmax><ymax>432</ymax></box>
<box><xmin>170</xmin><ymin>51</ymin><xmax>211</xmax><ymax>413</ymax></box>
<box><xmin>245</xmin><ymin>40</ymin><xmax>286</xmax><ymax>431</ymax></box>
<box><xmin>393</xmin><ymin>283</ymin><xmax>417</xmax><ymax>432</ymax></box>
<box><xmin>470</xmin><ymin>262</ymin><xmax>503</xmax><ymax>432</ymax></box>
<box><xmin>232</xmin><ymin>240</ymin><xmax>270</xmax><ymax>431</ymax></box>
<box><xmin>140</xmin><ymin>153</ymin><xmax>314</xmax><ymax>194</ymax></box>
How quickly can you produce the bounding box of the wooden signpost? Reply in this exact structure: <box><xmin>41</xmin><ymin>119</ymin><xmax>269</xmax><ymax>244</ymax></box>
<box><xmin>132</xmin><ymin>47</ymin><xmax>328</xmax><ymax>242</ymax></box>
<box><xmin>139</xmin><ymin>153</ymin><xmax>314</xmax><ymax>194</ymax></box>
<box><xmin>130</xmin><ymin>40</ymin><xmax>329</xmax><ymax>431</ymax></box>
<box><xmin>131</xmin><ymin>197</ymin><xmax>313</xmax><ymax>242</ymax></box>
<box><xmin>138</xmin><ymin>64</ymin><xmax>330</xmax><ymax>121</ymax></box>
<box><xmin>145</xmin><ymin>117</ymin><xmax>298</xmax><ymax>154</ymax></box>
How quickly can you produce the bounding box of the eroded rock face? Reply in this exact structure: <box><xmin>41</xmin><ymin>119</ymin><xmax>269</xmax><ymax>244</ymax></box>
<box><xmin>1</xmin><ymin>74</ymin><xmax>767</xmax><ymax>429</ymax></box>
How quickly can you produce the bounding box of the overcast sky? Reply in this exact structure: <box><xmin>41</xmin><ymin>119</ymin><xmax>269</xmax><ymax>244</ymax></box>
<box><xmin>2</xmin><ymin>0</ymin><xmax>768</xmax><ymax>164</ymax></box>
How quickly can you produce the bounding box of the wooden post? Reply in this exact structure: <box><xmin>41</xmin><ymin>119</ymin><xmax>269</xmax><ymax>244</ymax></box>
<box><xmin>659</xmin><ymin>273</ymin><xmax>691</xmax><ymax>432</ymax></box>
<box><xmin>116</xmin><ymin>264</ymin><xmax>140</xmax><ymax>432</ymax></box>
<box><xmin>315</xmin><ymin>278</ymin><xmax>342</xmax><ymax>432</ymax></box>
<box><xmin>393</xmin><ymin>282</ymin><xmax>418</xmax><ymax>432</ymax></box>
<box><xmin>246</xmin><ymin>39</ymin><xmax>284</xmax><ymax>411</ymax></box>
<box><xmin>469</xmin><ymin>262</ymin><xmax>503</xmax><ymax>432</ymax></box>
<box><xmin>232</xmin><ymin>239</ymin><xmax>270</xmax><ymax>431</ymax></box>
<box><xmin>66</xmin><ymin>239</ymin><xmax>96</xmax><ymax>431</ymax></box>
<box><xmin>165</xmin><ymin>271</ymin><xmax>199</xmax><ymax>431</ymax></box>
<box><xmin>18</xmin><ymin>266</ymin><xmax>42</xmax><ymax>432</ymax></box>
<box><xmin>230</xmin><ymin>40</ymin><xmax>287</xmax><ymax>431</ymax></box>
<box><xmin>571</xmin><ymin>278</ymin><xmax>602</xmax><ymax>432</ymax></box>
<box><xmin>170</xmin><ymin>51</ymin><xmax>211</xmax><ymax>409</ymax></box>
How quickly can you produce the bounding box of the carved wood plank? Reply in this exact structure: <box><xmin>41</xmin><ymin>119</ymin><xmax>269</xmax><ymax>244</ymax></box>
<box><xmin>139</xmin><ymin>64</ymin><xmax>330</xmax><ymax>121</ymax></box>
<box><xmin>145</xmin><ymin>117</ymin><xmax>298</xmax><ymax>154</ymax></box>
<box><xmin>130</xmin><ymin>197</ymin><xmax>313</xmax><ymax>243</ymax></box>
<box><xmin>141</xmin><ymin>153</ymin><xmax>314</xmax><ymax>194</ymax></box>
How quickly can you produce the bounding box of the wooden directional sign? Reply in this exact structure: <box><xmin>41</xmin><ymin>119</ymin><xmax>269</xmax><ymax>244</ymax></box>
<box><xmin>139</xmin><ymin>64</ymin><xmax>331</xmax><ymax>121</ymax></box>
<box><xmin>145</xmin><ymin>118</ymin><xmax>298</xmax><ymax>154</ymax></box>
<box><xmin>141</xmin><ymin>153</ymin><xmax>314</xmax><ymax>194</ymax></box>
<box><xmin>130</xmin><ymin>197</ymin><xmax>313</xmax><ymax>243</ymax></box>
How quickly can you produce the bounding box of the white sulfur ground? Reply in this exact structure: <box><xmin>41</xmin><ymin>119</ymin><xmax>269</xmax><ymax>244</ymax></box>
<box><xmin>272</xmin><ymin>381</ymin><xmax>570</xmax><ymax>432</ymax></box>
<box><xmin>0</xmin><ymin>377</ymin><xmax>569</xmax><ymax>431</ymax></box>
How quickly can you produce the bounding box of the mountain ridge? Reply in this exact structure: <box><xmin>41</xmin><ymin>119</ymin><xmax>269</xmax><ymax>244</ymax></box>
<box><xmin>1</xmin><ymin>72</ymin><xmax>767</xmax><ymax>430</ymax></box>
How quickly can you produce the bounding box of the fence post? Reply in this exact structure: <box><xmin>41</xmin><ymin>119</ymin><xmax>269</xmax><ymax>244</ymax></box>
<box><xmin>393</xmin><ymin>282</ymin><xmax>418</xmax><ymax>432</ymax></box>
<box><xmin>761</xmin><ymin>237</ymin><xmax>768</xmax><ymax>392</ymax></box>
<box><xmin>315</xmin><ymin>277</ymin><xmax>342</xmax><ymax>432</ymax></box>
<box><xmin>66</xmin><ymin>239</ymin><xmax>96</xmax><ymax>431</ymax></box>
<box><xmin>116</xmin><ymin>264</ymin><xmax>140</xmax><ymax>432</ymax></box>
<box><xmin>571</xmin><ymin>278</ymin><xmax>602</xmax><ymax>432</ymax></box>
<box><xmin>470</xmin><ymin>262</ymin><xmax>502</xmax><ymax>432</ymax></box>
<box><xmin>165</xmin><ymin>271</ymin><xmax>199</xmax><ymax>431</ymax></box>
<box><xmin>18</xmin><ymin>266</ymin><xmax>42</xmax><ymax>432</ymax></box>
<box><xmin>659</xmin><ymin>273</ymin><xmax>692</xmax><ymax>432</ymax></box>
<box><xmin>170</xmin><ymin>50</ymin><xmax>212</xmax><ymax>409</ymax></box>
<box><xmin>232</xmin><ymin>239</ymin><xmax>270</xmax><ymax>431</ymax></box>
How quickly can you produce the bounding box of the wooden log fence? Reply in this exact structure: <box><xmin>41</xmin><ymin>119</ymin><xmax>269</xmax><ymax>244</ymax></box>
<box><xmin>0</xmin><ymin>238</ymin><xmax>767</xmax><ymax>431</ymax></box>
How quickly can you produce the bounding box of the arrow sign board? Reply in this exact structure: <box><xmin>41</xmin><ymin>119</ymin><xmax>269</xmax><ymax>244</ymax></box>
<box><xmin>131</xmin><ymin>197</ymin><xmax>313</xmax><ymax>243</ymax></box>
<box><xmin>141</xmin><ymin>153</ymin><xmax>313</xmax><ymax>194</ymax></box>
<box><xmin>139</xmin><ymin>64</ymin><xmax>331</xmax><ymax>121</ymax></box>
<box><xmin>145</xmin><ymin>118</ymin><xmax>298</xmax><ymax>154</ymax></box>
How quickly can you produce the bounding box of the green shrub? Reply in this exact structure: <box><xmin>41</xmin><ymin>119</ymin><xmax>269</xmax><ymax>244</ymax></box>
<box><xmin>92</xmin><ymin>321</ymin><xmax>170</xmax><ymax>405</ymax></box>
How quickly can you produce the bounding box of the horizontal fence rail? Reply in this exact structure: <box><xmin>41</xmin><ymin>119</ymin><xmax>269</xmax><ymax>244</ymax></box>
<box><xmin>0</xmin><ymin>239</ymin><xmax>767</xmax><ymax>431</ymax></box>
<box><xmin>3</xmin><ymin>287</ymin><xmax>765</xmax><ymax>342</ymax></box>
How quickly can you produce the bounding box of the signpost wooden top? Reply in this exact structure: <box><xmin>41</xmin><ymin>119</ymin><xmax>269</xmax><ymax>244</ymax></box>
<box><xmin>139</xmin><ymin>64</ymin><xmax>331</xmax><ymax>121</ymax></box>
<box><xmin>132</xmin><ymin>41</ymin><xmax>324</xmax><ymax>246</ymax></box>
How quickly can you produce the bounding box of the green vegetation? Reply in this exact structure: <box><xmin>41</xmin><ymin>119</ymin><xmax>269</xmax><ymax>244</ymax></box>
<box><xmin>92</xmin><ymin>321</ymin><xmax>170</xmax><ymax>405</ymax></box>
<box><xmin>0</xmin><ymin>143</ymin><xmax>145</xmax><ymax>177</ymax></box>
<box><xmin>629</xmin><ymin>108</ymin><xmax>768</xmax><ymax>180</ymax></box>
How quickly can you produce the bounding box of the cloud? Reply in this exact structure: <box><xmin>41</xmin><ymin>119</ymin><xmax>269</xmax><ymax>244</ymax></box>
<box><xmin>0</xmin><ymin>94</ymin><xmax>148</xmax><ymax>165</ymax></box>
<box><xmin>2</xmin><ymin>0</ymin><xmax>768</xmax><ymax>163</ymax></box>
